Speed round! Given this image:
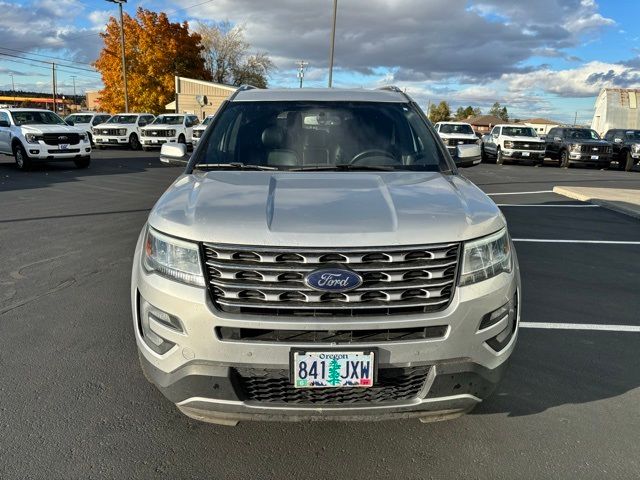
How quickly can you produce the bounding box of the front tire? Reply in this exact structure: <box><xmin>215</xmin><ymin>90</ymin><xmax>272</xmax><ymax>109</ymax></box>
<box><xmin>178</xmin><ymin>134</ymin><xmax>186</xmax><ymax>145</ymax></box>
<box><xmin>481</xmin><ymin>145</ymin><xmax>487</xmax><ymax>163</ymax></box>
<box><xmin>13</xmin><ymin>143</ymin><xmax>32</xmax><ymax>171</ymax></box>
<box><xmin>496</xmin><ymin>148</ymin><xmax>504</xmax><ymax>165</ymax></box>
<box><xmin>623</xmin><ymin>151</ymin><xmax>634</xmax><ymax>172</ymax></box>
<box><xmin>129</xmin><ymin>133</ymin><xmax>141</xmax><ymax>150</ymax></box>
<box><xmin>74</xmin><ymin>157</ymin><xmax>91</xmax><ymax>169</ymax></box>
<box><xmin>559</xmin><ymin>149</ymin><xmax>570</xmax><ymax>168</ymax></box>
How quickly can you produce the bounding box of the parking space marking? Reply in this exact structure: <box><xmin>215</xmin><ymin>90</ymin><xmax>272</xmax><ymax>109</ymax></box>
<box><xmin>521</xmin><ymin>322</ymin><xmax>640</xmax><ymax>333</ymax></box>
<box><xmin>497</xmin><ymin>204</ymin><xmax>598</xmax><ymax>208</ymax></box>
<box><xmin>513</xmin><ymin>239</ymin><xmax>640</xmax><ymax>245</ymax></box>
<box><xmin>487</xmin><ymin>190</ymin><xmax>554</xmax><ymax>196</ymax></box>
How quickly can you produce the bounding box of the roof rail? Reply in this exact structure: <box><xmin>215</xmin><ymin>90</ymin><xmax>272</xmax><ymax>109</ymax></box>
<box><xmin>228</xmin><ymin>84</ymin><xmax>260</xmax><ymax>101</ymax></box>
<box><xmin>376</xmin><ymin>85</ymin><xmax>414</xmax><ymax>103</ymax></box>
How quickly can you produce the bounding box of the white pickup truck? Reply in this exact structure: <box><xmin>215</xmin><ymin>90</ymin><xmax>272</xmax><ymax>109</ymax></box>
<box><xmin>93</xmin><ymin>113</ymin><xmax>155</xmax><ymax>150</ymax></box>
<box><xmin>0</xmin><ymin>108</ymin><xmax>91</xmax><ymax>170</ymax></box>
<box><xmin>481</xmin><ymin>124</ymin><xmax>546</xmax><ymax>165</ymax></box>
<box><xmin>191</xmin><ymin>114</ymin><xmax>214</xmax><ymax>147</ymax></box>
<box><xmin>434</xmin><ymin>122</ymin><xmax>482</xmax><ymax>167</ymax></box>
<box><xmin>140</xmin><ymin>114</ymin><xmax>200</xmax><ymax>150</ymax></box>
<box><xmin>64</xmin><ymin>112</ymin><xmax>112</xmax><ymax>144</ymax></box>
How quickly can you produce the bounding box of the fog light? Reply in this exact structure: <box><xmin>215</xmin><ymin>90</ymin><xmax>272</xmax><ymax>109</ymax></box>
<box><xmin>29</xmin><ymin>150</ymin><xmax>39</xmax><ymax>155</ymax></box>
<box><xmin>485</xmin><ymin>293</ymin><xmax>518</xmax><ymax>352</ymax></box>
<box><xmin>138</xmin><ymin>297</ymin><xmax>183</xmax><ymax>354</ymax></box>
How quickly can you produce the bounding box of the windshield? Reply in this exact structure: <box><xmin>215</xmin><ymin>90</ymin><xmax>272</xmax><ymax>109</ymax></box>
<box><xmin>202</xmin><ymin>116</ymin><xmax>214</xmax><ymax>126</ymax></box>
<box><xmin>625</xmin><ymin>130</ymin><xmax>640</xmax><ymax>141</ymax></box>
<box><xmin>153</xmin><ymin>115</ymin><xmax>184</xmax><ymax>125</ymax></box>
<box><xmin>67</xmin><ymin>114</ymin><xmax>93</xmax><ymax>123</ymax></box>
<box><xmin>439</xmin><ymin>123</ymin><xmax>474</xmax><ymax>135</ymax></box>
<box><xmin>195</xmin><ymin>101</ymin><xmax>450</xmax><ymax>172</ymax></box>
<box><xmin>502</xmin><ymin>127</ymin><xmax>537</xmax><ymax>137</ymax></box>
<box><xmin>11</xmin><ymin>110</ymin><xmax>65</xmax><ymax>126</ymax></box>
<box><xmin>566</xmin><ymin>129</ymin><xmax>600</xmax><ymax>140</ymax></box>
<box><xmin>107</xmin><ymin>115</ymin><xmax>138</xmax><ymax>124</ymax></box>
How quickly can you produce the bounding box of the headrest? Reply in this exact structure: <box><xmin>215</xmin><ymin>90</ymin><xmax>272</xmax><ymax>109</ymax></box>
<box><xmin>261</xmin><ymin>126</ymin><xmax>285</xmax><ymax>149</ymax></box>
<box><xmin>304</xmin><ymin>129</ymin><xmax>328</xmax><ymax>147</ymax></box>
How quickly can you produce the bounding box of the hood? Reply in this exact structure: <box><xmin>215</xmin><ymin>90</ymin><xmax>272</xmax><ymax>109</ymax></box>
<box><xmin>20</xmin><ymin>124</ymin><xmax>85</xmax><ymax>135</ymax></box>
<box><xmin>502</xmin><ymin>135</ymin><xmax>545</xmax><ymax>143</ymax></box>
<box><xmin>568</xmin><ymin>138</ymin><xmax>609</xmax><ymax>145</ymax></box>
<box><xmin>148</xmin><ymin>171</ymin><xmax>504</xmax><ymax>247</ymax></box>
<box><xmin>439</xmin><ymin>132</ymin><xmax>477</xmax><ymax>139</ymax></box>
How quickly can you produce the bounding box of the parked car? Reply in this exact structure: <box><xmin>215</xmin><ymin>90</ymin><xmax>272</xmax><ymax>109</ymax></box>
<box><xmin>131</xmin><ymin>86</ymin><xmax>521</xmax><ymax>426</ymax></box>
<box><xmin>482</xmin><ymin>124</ymin><xmax>546</xmax><ymax>165</ymax></box>
<box><xmin>140</xmin><ymin>114</ymin><xmax>199</xmax><ymax>150</ymax></box>
<box><xmin>191</xmin><ymin>114</ymin><xmax>215</xmax><ymax>147</ymax></box>
<box><xmin>93</xmin><ymin>113</ymin><xmax>155</xmax><ymax>150</ymax></box>
<box><xmin>0</xmin><ymin>108</ymin><xmax>91</xmax><ymax>170</ymax></box>
<box><xmin>433</xmin><ymin>121</ymin><xmax>482</xmax><ymax>167</ymax></box>
<box><xmin>545</xmin><ymin>127</ymin><xmax>612</xmax><ymax>168</ymax></box>
<box><xmin>64</xmin><ymin>112</ymin><xmax>111</xmax><ymax>144</ymax></box>
<box><xmin>603</xmin><ymin>129</ymin><xmax>640</xmax><ymax>171</ymax></box>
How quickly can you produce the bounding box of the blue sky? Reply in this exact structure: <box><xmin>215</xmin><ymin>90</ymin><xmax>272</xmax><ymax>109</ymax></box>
<box><xmin>1</xmin><ymin>0</ymin><xmax>639</xmax><ymax>124</ymax></box>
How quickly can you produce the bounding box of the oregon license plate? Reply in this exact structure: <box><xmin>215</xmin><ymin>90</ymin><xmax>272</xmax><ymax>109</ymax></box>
<box><xmin>292</xmin><ymin>351</ymin><xmax>375</xmax><ymax>388</ymax></box>
<box><xmin>59</xmin><ymin>144</ymin><xmax>69</xmax><ymax>150</ymax></box>
<box><xmin>591</xmin><ymin>155</ymin><xmax>599</xmax><ymax>160</ymax></box>
<box><xmin>522</xmin><ymin>151</ymin><xmax>530</xmax><ymax>157</ymax></box>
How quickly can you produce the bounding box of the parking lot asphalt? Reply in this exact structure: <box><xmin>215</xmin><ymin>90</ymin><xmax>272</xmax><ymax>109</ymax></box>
<box><xmin>1</xmin><ymin>150</ymin><xmax>639</xmax><ymax>479</ymax></box>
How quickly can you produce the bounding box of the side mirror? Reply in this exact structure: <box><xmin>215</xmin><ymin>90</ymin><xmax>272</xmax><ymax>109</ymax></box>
<box><xmin>160</xmin><ymin>143</ymin><xmax>189</xmax><ymax>166</ymax></box>
<box><xmin>0</xmin><ymin>120</ymin><xmax>10</xmax><ymax>128</ymax></box>
<box><xmin>553</xmin><ymin>136</ymin><xmax>562</xmax><ymax>142</ymax></box>
<box><xmin>614</xmin><ymin>138</ymin><xmax>623</xmax><ymax>143</ymax></box>
<box><xmin>66</xmin><ymin>120</ymin><xmax>75</xmax><ymax>126</ymax></box>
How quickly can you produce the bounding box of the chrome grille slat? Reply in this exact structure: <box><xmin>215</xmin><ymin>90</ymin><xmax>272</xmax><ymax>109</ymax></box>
<box><xmin>203</xmin><ymin>242</ymin><xmax>460</xmax><ymax>316</ymax></box>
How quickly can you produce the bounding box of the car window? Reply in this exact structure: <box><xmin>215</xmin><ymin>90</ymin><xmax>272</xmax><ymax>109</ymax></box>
<box><xmin>491</xmin><ymin>127</ymin><xmax>500</xmax><ymax>135</ymax></box>
<box><xmin>0</xmin><ymin>111</ymin><xmax>10</xmax><ymax>125</ymax></box>
<box><xmin>153</xmin><ymin>115</ymin><xmax>185</xmax><ymax>125</ymax></box>
<box><xmin>196</xmin><ymin>101</ymin><xmax>450</xmax><ymax>172</ymax></box>
<box><xmin>604</xmin><ymin>131</ymin><xmax>614</xmax><ymax>141</ymax></box>
<box><xmin>11</xmin><ymin>110</ymin><xmax>66</xmax><ymax>126</ymax></box>
<box><xmin>202</xmin><ymin>116</ymin><xmax>214</xmax><ymax>126</ymax></box>
<box><xmin>502</xmin><ymin>127</ymin><xmax>537</xmax><ymax>137</ymax></box>
<box><xmin>565</xmin><ymin>129</ymin><xmax>600</xmax><ymax>140</ymax></box>
<box><xmin>69</xmin><ymin>114</ymin><xmax>93</xmax><ymax>123</ymax></box>
<box><xmin>625</xmin><ymin>130</ymin><xmax>640</xmax><ymax>141</ymax></box>
<box><xmin>439</xmin><ymin>124</ymin><xmax>474</xmax><ymax>134</ymax></box>
<box><xmin>107</xmin><ymin>115</ymin><xmax>137</xmax><ymax>124</ymax></box>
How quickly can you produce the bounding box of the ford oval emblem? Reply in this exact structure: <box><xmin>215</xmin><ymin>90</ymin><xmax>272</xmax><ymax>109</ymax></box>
<box><xmin>304</xmin><ymin>268</ymin><xmax>363</xmax><ymax>293</ymax></box>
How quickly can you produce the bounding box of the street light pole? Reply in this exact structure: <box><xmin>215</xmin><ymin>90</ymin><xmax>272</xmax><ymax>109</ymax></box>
<box><xmin>328</xmin><ymin>0</ymin><xmax>338</xmax><ymax>88</ymax></box>
<box><xmin>107</xmin><ymin>0</ymin><xmax>129</xmax><ymax>112</ymax></box>
<box><xmin>71</xmin><ymin>75</ymin><xmax>77</xmax><ymax>112</ymax></box>
<box><xmin>9</xmin><ymin>73</ymin><xmax>16</xmax><ymax>104</ymax></box>
<box><xmin>296</xmin><ymin>60</ymin><xmax>308</xmax><ymax>88</ymax></box>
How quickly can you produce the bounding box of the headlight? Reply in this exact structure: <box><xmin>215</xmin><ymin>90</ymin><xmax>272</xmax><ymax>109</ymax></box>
<box><xmin>143</xmin><ymin>227</ymin><xmax>205</xmax><ymax>286</ymax></box>
<box><xmin>25</xmin><ymin>133</ymin><xmax>42</xmax><ymax>144</ymax></box>
<box><xmin>118</xmin><ymin>128</ymin><xmax>127</xmax><ymax>136</ymax></box>
<box><xmin>140</xmin><ymin>130</ymin><xmax>147</xmax><ymax>137</ymax></box>
<box><xmin>503</xmin><ymin>141</ymin><xmax>514</xmax><ymax>149</ymax></box>
<box><xmin>570</xmin><ymin>144</ymin><xmax>581</xmax><ymax>152</ymax></box>
<box><xmin>633</xmin><ymin>144</ymin><xmax>640</xmax><ymax>153</ymax></box>
<box><xmin>460</xmin><ymin>229</ymin><xmax>512</xmax><ymax>286</ymax></box>
<box><xmin>79</xmin><ymin>132</ymin><xmax>88</xmax><ymax>142</ymax></box>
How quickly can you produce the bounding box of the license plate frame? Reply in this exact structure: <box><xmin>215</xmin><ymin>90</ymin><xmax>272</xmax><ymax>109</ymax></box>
<box><xmin>290</xmin><ymin>348</ymin><xmax>378</xmax><ymax>389</ymax></box>
<box><xmin>58</xmin><ymin>144</ymin><xmax>69</xmax><ymax>151</ymax></box>
<box><xmin>591</xmin><ymin>155</ymin><xmax>599</xmax><ymax>160</ymax></box>
<box><xmin>522</xmin><ymin>151</ymin><xmax>530</xmax><ymax>157</ymax></box>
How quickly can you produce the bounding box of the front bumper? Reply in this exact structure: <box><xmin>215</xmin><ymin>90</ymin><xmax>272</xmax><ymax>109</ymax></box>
<box><xmin>25</xmin><ymin>142</ymin><xmax>91</xmax><ymax>160</ymax></box>
<box><xmin>131</xmin><ymin>231</ymin><xmax>521</xmax><ymax>423</ymax></box>
<box><xmin>568</xmin><ymin>152</ymin><xmax>612</xmax><ymax>164</ymax></box>
<box><xmin>94</xmin><ymin>136</ymin><xmax>129</xmax><ymax>146</ymax></box>
<box><xmin>447</xmin><ymin>144</ymin><xmax>482</xmax><ymax>167</ymax></box>
<box><xmin>141</xmin><ymin>137</ymin><xmax>180</xmax><ymax>147</ymax></box>
<box><xmin>501</xmin><ymin>149</ymin><xmax>545</xmax><ymax>160</ymax></box>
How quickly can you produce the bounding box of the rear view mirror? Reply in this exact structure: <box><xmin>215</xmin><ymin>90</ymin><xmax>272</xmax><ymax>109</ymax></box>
<box><xmin>614</xmin><ymin>138</ymin><xmax>623</xmax><ymax>143</ymax></box>
<box><xmin>554</xmin><ymin>136</ymin><xmax>562</xmax><ymax>142</ymax></box>
<box><xmin>160</xmin><ymin>143</ymin><xmax>189</xmax><ymax>166</ymax></box>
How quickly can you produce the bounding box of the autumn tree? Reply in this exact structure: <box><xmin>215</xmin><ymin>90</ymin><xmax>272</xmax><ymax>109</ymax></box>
<box><xmin>94</xmin><ymin>8</ymin><xmax>211</xmax><ymax>114</ymax></box>
<box><xmin>428</xmin><ymin>101</ymin><xmax>451</xmax><ymax>123</ymax></box>
<box><xmin>196</xmin><ymin>22</ymin><xmax>274</xmax><ymax>88</ymax></box>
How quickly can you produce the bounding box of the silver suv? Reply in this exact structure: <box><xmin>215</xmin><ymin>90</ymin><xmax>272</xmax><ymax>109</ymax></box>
<box><xmin>131</xmin><ymin>86</ymin><xmax>521</xmax><ymax>425</ymax></box>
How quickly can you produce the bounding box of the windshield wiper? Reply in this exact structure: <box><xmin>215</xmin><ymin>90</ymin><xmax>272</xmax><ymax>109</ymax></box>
<box><xmin>288</xmin><ymin>164</ymin><xmax>397</xmax><ymax>172</ymax></box>
<box><xmin>193</xmin><ymin>163</ymin><xmax>278</xmax><ymax>171</ymax></box>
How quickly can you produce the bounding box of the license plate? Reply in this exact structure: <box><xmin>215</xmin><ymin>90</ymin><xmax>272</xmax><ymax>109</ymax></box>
<box><xmin>59</xmin><ymin>144</ymin><xmax>69</xmax><ymax>150</ymax></box>
<box><xmin>591</xmin><ymin>155</ymin><xmax>599</xmax><ymax>160</ymax></box>
<box><xmin>292</xmin><ymin>351</ymin><xmax>375</xmax><ymax>388</ymax></box>
<box><xmin>152</xmin><ymin>139</ymin><xmax>158</xmax><ymax>143</ymax></box>
<box><xmin>522</xmin><ymin>151</ymin><xmax>530</xmax><ymax>157</ymax></box>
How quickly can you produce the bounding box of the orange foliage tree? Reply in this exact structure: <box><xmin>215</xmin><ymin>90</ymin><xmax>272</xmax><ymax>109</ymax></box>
<box><xmin>94</xmin><ymin>8</ymin><xmax>211</xmax><ymax>114</ymax></box>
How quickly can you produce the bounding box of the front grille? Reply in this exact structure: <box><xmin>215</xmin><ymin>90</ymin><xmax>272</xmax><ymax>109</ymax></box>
<box><xmin>203</xmin><ymin>243</ymin><xmax>460</xmax><ymax>316</ymax></box>
<box><xmin>512</xmin><ymin>141</ymin><xmax>545</xmax><ymax>150</ymax></box>
<box><xmin>447</xmin><ymin>138</ymin><xmax>477</xmax><ymax>146</ymax></box>
<box><xmin>580</xmin><ymin>145</ymin><xmax>611</xmax><ymax>154</ymax></box>
<box><xmin>42</xmin><ymin>133</ymin><xmax>80</xmax><ymax>146</ymax></box>
<box><xmin>216</xmin><ymin>325</ymin><xmax>448</xmax><ymax>343</ymax></box>
<box><xmin>47</xmin><ymin>149</ymin><xmax>80</xmax><ymax>154</ymax></box>
<box><xmin>97</xmin><ymin>128</ymin><xmax>121</xmax><ymax>136</ymax></box>
<box><xmin>144</xmin><ymin>129</ymin><xmax>171</xmax><ymax>137</ymax></box>
<box><xmin>234</xmin><ymin>366</ymin><xmax>430</xmax><ymax>404</ymax></box>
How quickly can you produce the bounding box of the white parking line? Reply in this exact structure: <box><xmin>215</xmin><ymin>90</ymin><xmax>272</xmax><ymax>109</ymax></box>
<box><xmin>497</xmin><ymin>204</ymin><xmax>598</xmax><ymax>208</ymax></box>
<box><xmin>512</xmin><ymin>239</ymin><xmax>640</xmax><ymax>245</ymax></box>
<box><xmin>487</xmin><ymin>190</ymin><xmax>553</xmax><ymax>196</ymax></box>
<box><xmin>521</xmin><ymin>322</ymin><xmax>640</xmax><ymax>333</ymax></box>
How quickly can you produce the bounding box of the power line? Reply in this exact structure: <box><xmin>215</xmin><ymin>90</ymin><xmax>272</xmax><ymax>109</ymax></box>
<box><xmin>0</xmin><ymin>46</ymin><xmax>94</xmax><ymax>67</ymax></box>
<box><xmin>0</xmin><ymin>57</ymin><xmax>101</xmax><ymax>80</ymax></box>
<box><xmin>0</xmin><ymin>52</ymin><xmax>99</xmax><ymax>74</ymax></box>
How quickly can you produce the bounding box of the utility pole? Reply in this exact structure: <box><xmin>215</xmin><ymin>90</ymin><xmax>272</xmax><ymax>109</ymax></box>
<box><xmin>296</xmin><ymin>61</ymin><xmax>308</xmax><ymax>88</ymax></box>
<box><xmin>573</xmin><ymin>111</ymin><xmax>578</xmax><ymax>127</ymax></box>
<box><xmin>52</xmin><ymin>63</ymin><xmax>57</xmax><ymax>113</ymax></box>
<box><xmin>328</xmin><ymin>0</ymin><xmax>338</xmax><ymax>87</ymax></box>
<box><xmin>107</xmin><ymin>0</ymin><xmax>129</xmax><ymax>112</ymax></box>
<box><xmin>71</xmin><ymin>76</ymin><xmax>77</xmax><ymax>112</ymax></box>
<box><xmin>9</xmin><ymin>73</ymin><xmax>16</xmax><ymax>105</ymax></box>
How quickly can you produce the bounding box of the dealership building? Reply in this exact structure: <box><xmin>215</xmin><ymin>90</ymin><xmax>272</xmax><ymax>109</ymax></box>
<box><xmin>592</xmin><ymin>88</ymin><xmax>640</xmax><ymax>135</ymax></box>
<box><xmin>168</xmin><ymin>77</ymin><xmax>237</xmax><ymax>119</ymax></box>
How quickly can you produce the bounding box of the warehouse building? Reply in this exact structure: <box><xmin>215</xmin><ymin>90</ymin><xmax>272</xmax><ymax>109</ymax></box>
<box><xmin>169</xmin><ymin>77</ymin><xmax>237</xmax><ymax>119</ymax></box>
<box><xmin>591</xmin><ymin>88</ymin><xmax>640</xmax><ymax>135</ymax></box>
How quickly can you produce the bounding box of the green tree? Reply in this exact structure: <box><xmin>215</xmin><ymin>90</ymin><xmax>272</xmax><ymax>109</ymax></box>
<box><xmin>428</xmin><ymin>101</ymin><xmax>451</xmax><ymax>123</ymax></box>
<box><xmin>327</xmin><ymin>358</ymin><xmax>342</xmax><ymax>386</ymax></box>
<box><xmin>455</xmin><ymin>105</ymin><xmax>476</xmax><ymax>120</ymax></box>
<box><xmin>489</xmin><ymin>102</ymin><xmax>509</xmax><ymax>121</ymax></box>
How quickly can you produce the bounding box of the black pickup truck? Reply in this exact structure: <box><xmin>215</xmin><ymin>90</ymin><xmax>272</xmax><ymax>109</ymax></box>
<box><xmin>603</xmin><ymin>129</ymin><xmax>640</xmax><ymax>171</ymax></box>
<box><xmin>545</xmin><ymin>127</ymin><xmax>612</xmax><ymax>168</ymax></box>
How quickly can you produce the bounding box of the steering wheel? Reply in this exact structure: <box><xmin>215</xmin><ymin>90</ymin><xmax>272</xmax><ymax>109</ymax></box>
<box><xmin>349</xmin><ymin>149</ymin><xmax>397</xmax><ymax>165</ymax></box>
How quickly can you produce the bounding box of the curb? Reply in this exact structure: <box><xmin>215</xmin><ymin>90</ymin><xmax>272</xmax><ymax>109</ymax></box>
<box><xmin>553</xmin><ymin>186</ymin><xmax>640</xmax><ymax>220</ymax></box>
